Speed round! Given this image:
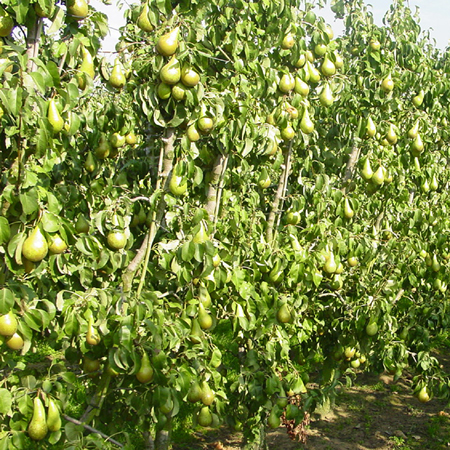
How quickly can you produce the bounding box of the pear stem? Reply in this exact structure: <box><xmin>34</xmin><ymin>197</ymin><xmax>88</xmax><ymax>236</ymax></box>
<box><xmin>266</xmin><ymin>141</ymin><xmax>292</xmax><ymax>244</ymax></box>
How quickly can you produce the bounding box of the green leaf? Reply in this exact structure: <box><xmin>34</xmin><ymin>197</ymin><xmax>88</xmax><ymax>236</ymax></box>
<box><xmin>0</xmin><ymin>288</ymin><xmax>15</xmax><ymax>314</ymax></box>
<box><xmin>0</xmin><ymin>217</ymin><xmax>10</xmax><ymax>244</ymax></box>
<box><xmin>0</xmin><ymin>388</ymin><xmax>12</xmax><ymax>414</ymax></box>
<box><xmin>19</xmin><ymin>189</ymin><xmax>39</xmax><ymax>215</ymax></box>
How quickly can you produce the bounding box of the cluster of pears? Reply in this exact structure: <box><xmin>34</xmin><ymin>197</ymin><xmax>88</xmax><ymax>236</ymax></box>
<box><xmin>187</xmin><ymin>378</ymin><xmax>217</xmax><ymax>427</ymax></box>
<box><xmin>0</xmin><ymin>311</ymin><xmax>24</xmax><ymax>350</ymax></box>
<box><xmin>28</xmin><ymin>396</ymin><xmax>61</xmax><ymax>441</ymax></box>
<box><xmin>22</xmin><ymin>225</ymin><xmax>68</xmax><ymax>269</ymax></box>
<box><xmin>360</xmin><ymin>158</ymin><xmax>391</xmax><ymax>192</ymax></box>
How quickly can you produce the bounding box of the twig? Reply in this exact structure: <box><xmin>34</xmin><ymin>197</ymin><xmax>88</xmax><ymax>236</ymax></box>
<box><xmin>63</xmin><ymin>415</ymin><xmax>124</xmax><ymax>448</ymax></box>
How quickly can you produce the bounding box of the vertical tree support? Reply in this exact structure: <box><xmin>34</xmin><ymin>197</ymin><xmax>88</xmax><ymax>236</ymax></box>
<box><xmin>205</xmin><ymin>152</ymin><xmax>229</xmax><ymax>223</ymax></box>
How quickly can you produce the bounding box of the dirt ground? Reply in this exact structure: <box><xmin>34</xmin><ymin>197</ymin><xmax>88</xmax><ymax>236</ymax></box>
<box><xmin>173</xmin><ymin>369</ymin><xmax>450</xmax><ymax>450</ymax></box>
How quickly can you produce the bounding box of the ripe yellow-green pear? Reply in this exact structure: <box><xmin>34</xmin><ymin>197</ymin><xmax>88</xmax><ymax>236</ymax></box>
<box><xmin>22</xmin><ymin>226</ymin><xmax>48</xmax><ymax>262</ymax></box>
<box><xmin>136</xmin><ymin>352</ymin><xmax>154</xmax><ymax>383</ymax></box>
<box><xmin>109</xmin><ymin>58</ymin><xmax>126</xmax><ymax>89</ymax></box>
<box><xmin>137</xmin><ymin>1</ymin><xmax>153</xmax><ymax>32</ymax></box>
<box><xmin>66</xmin><ymin>0</ymin><xmax>88</xmax><ymax>20</ymax></box>
<box><xmin>6</xmin><ymin>332</ymin><xmax>24</xmax><ymax>350</ymax></box>
<box><xmin>48</xmin><ymin>99</ymin><xmax>64</xmax><ymax>133</ymax></box>
<box><xmin>46</xmin><ymin>398</ymin><xmax>62</xmax><ymax>432</ymax></box>
<box><xmin>156</xmin><ymin>27</ymin><xmax>180</xmax><ymax>56</ymax></box>
<box><xmin>28</xmin><ymin>397</ymin><xmax>48</xmax><ymax>441</ymax></box>
<box><xmin>0</xmin><ymin>311</ymin><xmax>18</xmax><ymax>336</ymax></box>
<box><xmin>160</xmin><ymin>55</ymin><xmax>181</xmax><ymax>85</ymax></box>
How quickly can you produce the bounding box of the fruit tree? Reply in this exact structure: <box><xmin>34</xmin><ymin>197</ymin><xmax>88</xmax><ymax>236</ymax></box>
<box><xmin>1</xmin><ymin>0</ymin><xmax>450</xmax><ymax>449</ymax></box>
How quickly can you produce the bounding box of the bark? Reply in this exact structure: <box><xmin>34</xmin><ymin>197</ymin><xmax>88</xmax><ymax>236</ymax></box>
<box><xmin>266</xmin><ymin>143</ymin><xmax>292</xmax><ymax>244</ymax></box>
<box><xmin>341</xmin><ymin>142</ymin><xmax>361</xmax><ymax>191</ymax></box>
<box><xmin>122</xmin><ymin>128</ymin><xmax>175</xmax><ymax>293</ymax></box>
<box><xmin>155</xmin><ymin>419</ymin><xmax>172</xmax><ymax>450</ymax></box>
<box><xmin>204</xmin><ymin>153</ymin><xmax>229</xmax><ymax>223</ymax></box>
<box><xmin>26</xmin><ymin>19</ymin><xmax>43</xmax><ymax>72</ymax></box>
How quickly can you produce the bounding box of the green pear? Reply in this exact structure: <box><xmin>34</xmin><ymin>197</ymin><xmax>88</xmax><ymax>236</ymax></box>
<box><xmin>343</xmin><ymin>198</ymin><xmax>354</xmax><ymax>219</ymax></box>
<box><xmin>268</xmin><ymin>408</ymin><xmax>281</xmax><ymax>429</ymax></box>
<box><xmin>47</xmin><ymin>398</ymin><xmax>62</xmax><ymax>432</ymax></box>
<box><xmin>48</xmin><ymin>99</ymin><xmax>64</xmax><ymax>133</ymax></box>
<box><xmin>187</xmin><ymin>381</ymin><xmax>203</xmax><ymax>403</ymax></box>
<box><xmin>169</xmin><ymin>171</ymin><xmax>187</xmax><ymax>196</ymax></box>
<box><xmin>319</xmin><ymin>83</ymin><xmax>334</xmax><ymax>107</ymax></box>
<box><xmin>411</xmin><ymin>134</ymin><xmax>424</xmax><ymax>155</ymax></box>
<box><xmin>136</xmin><ymin>352</ymin><xmax>154</xmax><ymax>383</ymax></box>
<box><xmin>199</xmin><ymin>285</ymin><xmax>211</xmax><ymax>308</ymax></box>
<box><xmin>0</xmin><ymin>7</ymin><xmax>14</xmax><ymax>37</ymax></box>
<box><xmin>109</xmin><ymin>58</ymin><xmax>126</xmax><ymax>89</ymax></box>
<box><xmin>408</xmin><ymin>120</ymin><xmax>419</xmax><ymax>139</ymax></box>
<box><xmin>171</xmin><ymin>82</ymin><xmax>188</xmax><ymax>101</ymax></box>
<box><xmin>28</xmin><ymin>397</ymin><xmax>48</xmax><ymax>441</ymax></box>
<box><xmin>323</xmin><ymin>251</ymin><xmax>337</xmax><ymax>274</ymax></box>
<box><xmin>198</xmin><ymin>303</ymin><xmax>213</xmax><ymax>330</ymax></box>
<box><xmin>300</xmin><ymin>108</ymin><xmax>314</xmax><ymax>134</ymax></box>
<box><xmin>190</xmin><ymin>318</ymin><xmax>203</xmax><ymax>343</ymax></box>
<box><xmin>84</xmin><ymin>151</ymin><xmax>96</xmax><ymax>172</ymax></box>
<box><xmin>66</xmin><ymin>0</ymin><xmax>88</xmax><ymax>20</ymax></box>
<box><xmin>22</xmin><ymin>226</ymin><xmax>48</xmax><ymax>262</ymax></box>
<box><xmin>371</xmin><ymin>166</ymin><xmax>385</xmax><ymax>186</ymax></box>
<box><xmin>306</xmin><ymin>60</ymin><xmax>321</xmax><ymax>83</ymax></box>
<box><xmin>0</xmin><ymin>311</ymin><xmax>18</xmax><ymax>336</ymax></box>
<box><xmin>258</xmin><ymin>167</ymin><xmax>271</xmax><ymax>189</ymax></box>
<box><xmin>197</xmin><ymin>406</ymin><xmax>212</xmax><ymax>427</ymax></box>
<box><xmin>321</xmin><ymin>55</ymin><xmax>336</xmax><ymax>77</ymax></box>
<box><xmin>200</xmin><ymin>381</ymin><xmax>215</xmax><ymax>406</ymax></box>
<box><xmin>181</xmin><ymin>66</ymin><xmax>200</xmax><ymax>87</ymax></box>
<box><xmin>294</xmin><ymin>76</ymin><xmax>309</xmax><ymax>96</ymax></box>
<box><xmin>156</xmin><ymin>27</ymin><xmax>180</xmax><ymax>57</ymax></box>
<box><xmin>281</xmin><ymin>32</ymin><xmax>295</xmax><ymax>49</ymax></box>
<box><xmin>137</xmin><ymin>1</ymin><xmax>153</xmax><ymax>32</ymax></box>
<box><xmin>186</xmin><ymin>123</ymin><xmax>201</xmax><ymax>141</ymax></box>
<box><xmin>365</xmin><ymin>116</ymin><xmax>376</xmax><ymax>138</ymax></box>
<box><xmin>412</xmin><ymin>90</ymin><xmax>424</xmax><ymax>107</ymax></box>
<box><xmin>279</xmin><ymin>73</ymin><xmax>295</xmax><ymax>93</ymax></box>
<box><xmin>48</xmin><ymin>234</ymin><xmax>67</xmax><ymax>255</ymax></box>
<box><xmin>361</xmin><ymin>158</ymin><xmax>373</xmax><ymax>181</ymax></box>
<box><xmin>276</xmin><ymin>303</ymin><xmax>291</xmax><ymax>323</ymax></box>
<box><xmin>432</xmin><ymin>254</ymin><xmax>440</xmax><ymax>272</ymax></box>
<box><xmin>6</xmin><ymin>332</ymin><xmax>24</xmax><ymax>350</ymax></box>
<box><xmin>77</xmin><ymin>46</ymin><xmax>95</xmax><ymax>90</ymax></box>
<box><xmin>430</xmin><ymin>174</ymin><xmax>438</xmax><ymax>191</ymax></box>
<box><xmin>86</xmin><ymin>316</ymin><xmax>100</xmax><ymax>345</ymax></box>
<box><xmin>75</xmin><ymin>214</ymin><xmax>90</xmax><ymax>234</ymax></box>
<box><xmin>386</xmin><ymin>124</ymin><xmax>397</xmax><ymax>145</ymax></box>
<box><xmin>160</xmin><ymin>55</ymin><xmax>181</xmax><ymax>85</ymax></box>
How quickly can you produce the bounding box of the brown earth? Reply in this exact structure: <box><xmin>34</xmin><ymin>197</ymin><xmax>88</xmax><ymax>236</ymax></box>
<box><xmin>173</xmin><ymin>369</ymin><xmax>450</xmax><ymax>450</ymax></box>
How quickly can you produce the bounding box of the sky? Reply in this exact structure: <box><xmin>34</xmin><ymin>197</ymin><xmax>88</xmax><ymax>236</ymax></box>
<box><xmin>91</xmin><ymin>0</ymin><xmax>450</xmax><ymax>56</ymax></box>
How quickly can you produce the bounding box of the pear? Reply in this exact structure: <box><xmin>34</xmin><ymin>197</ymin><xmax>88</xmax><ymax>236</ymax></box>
<box><xmin>95</xmin><ymin>135</ymin><xmax>111</xmax><ymax>159</ymax></box>
<box><xmin>200</xmin><ymin>381</ymin><xmax>215</xmax><ymax>406</ymax></box>
<box><xmin>365</xmin><ymin>116</ymin><xmax>376</xmax><ymax>138</ymax></box>
<box><xmin>361</xmin><ymin>158</ymin><xmax>373</xmax><ymax>181</ymax></box>
<box><xmin>84</xmin><ymin>151</ymin><xmax>96</xmax><ymax>172</ymax></box>
<box><xmin>279</xmin><ymin>73</ymin><xmax>295</xmax><ymax>93</ymax></box>
<box><xmin>408</xmin><ymin>120</ymin><xmax>419</xmax><ymax>139</ymax></box>
<box><xmin>160</xmin><ymin>55</ymin><xmax>181</xmax><ymax>85</ymax></box>
<box><xmin>0</xmin><ymin>311</ymin><xmax>18</xmax><ymax>336</ymax></box>
<box><xmin>430</xmin><ymin>174</ymin><xmax>438</xmax><ymax>191</ymax></box>
<box><xmin>386</xmin><ymin>124</ymin><xmax>397</xmax><ymax>145</ymax></box>
<box><xmin>86</xmin><ymin>316</ymin><xmax>100</xmax><ymax>345</ymax></box>
<box><xmin>109</xmin><ymin>58</ymin><xmax>126</xmax><ymax>89</ymax></box>
<box><xmin>136</xmin><ymin>352</ymin><xmax>154</xmax><ymax>383</ymax></box>
<box><xmin>76</xmin><ymin>46</ymin><xmax>95</xmax><ymax>90</ymax></box>
<box><xmin>28</xmin><ymin>397</ymin><xmax>48</xmax><ymax>441</ymax></box>
<box><xmin>190</xmin><ymin>318</ymin><xmax>203</xmax><ymax>344</ymax></box>
<box><xmin>343</xmin><ymin>198</ymin><xmax>354</xmax><ymax>219</ymax></box>
<box><xmin>411</xmin><ymin>134</ymin><xmax>424</xmax><ymax>155</ymax></box>
<box><xmin>412</xmin><ymin>90</ymin><xmax>424</xmax><ymax>107</ymax></box>
<box><xmin>306</xmin><ymin>60</ymin><xmax>320</xmax><ymax>83</ymax></box>
<box><xmin>48</xmin><ymin>99</ymin><xmax>64</xmax><ymax>133</ymax></box>
<box><xmin>169</xmin><ymin>172</ymin><xmax>187</xmax><ymax>196</ymax></box>
<box><xmin>48</xmin><ymin>234</ymin><xmax>67</xmax><ymax>254</ymax></box>
<box><xmin>22</xmin><ymin>226</ymin><xmax>48</xmax><ymax>262</ymax></box>
<box><xmin>276</xmin><ymin>303</ymin><xmax>291</xmax><ymax>323</ymax></box>
<box><xmin>181</xmin><ymin>66</ymin><xmax>200</xmax><ymax>87</ymax></box>
<box><xmin>197</xmin><ymin>406</ymin><xmax>213</xmax><ymax>427</ymax></box>
<box><xmin>258</xmin><ymin>167</ymin><xmax>270</xmax><ymax>189</ymax></box>
<box><xmin>319</xmin><ymin>83</ymin><xmax>334</xmax><ymax>107</ymax></box>
<box><xmin>172</xmin><ymin>83</ymin><xmax>187</xmax><ymax>101</ymax></box>
<box><xmin>198</xmin><ymin>303</ymin><xmax>213</xmax><ymax>330</ymax></box>
<box><xmin>414</xmin><ymin>157</ymin><xmax>420</xmax><ymax>171</ymax></box>
<box><xmin>197</xmin><ymin>116</ymin><xmax>214</xmax><ymax>134</ymax></box>
<box><xmin>156</xmin><ymin>27</ymin><xmax>180</xmax><ymax>57</ymax></box>
<box><xmin>371</xmin><ymin>166</ymin><xmax>385</xmax><ymax>186</ymax></box>
<box><xmin>267</xmin><ymin>408</ymin><xmax>281</xmax><ymax>429</ymax></box>
<box><xmin>75</xmin><ymin>214</ymin><xmax>89</xmax><ymax>234</ymax></box>
<box><xmin>432</xmin><ymin>254</ymin><xmax>440</xmax><ymax>272</ymax></box>
<box><xmin>157</xmin><ymin>82</ymin><xmax>172</xmax><ymax>100</ymax></box>
<box><xmin>47</xmin><ymin>398</ymin><xmax>62</xmax><ymax>432</ymax></box>
<box><xmin>300</xmin><ymin>108</ymin><xmax>314</xmax><ymax>134</ymax></box>
<box><xmin>381</xmin><ymin>75</ymin><xmax>394</xmax><ymax>92</ymax></box>
<box><xmin>66</xmin><ymin>0</ymin><xmax>88</xmax><ymax>20</ymax></box>
<box><xmin>321</xmin><ymin>55</ymin><xmax>336</xmax><ymax>77</ymax></box>
<box><xmin>281</xmin><ymin>32</ymin><xmax>295</xmax><ymax>50</ymax></box>
<box><xmin>187</xmin><ymin>123</ymin><xmax>201</xmax><ymax>142</ymax></box>
<box><xmin>280</xmin><ymin>124</ymin><xmax>295</xmax><ymax>141</ymax></box>
<box><xmin>6</xmin><ymin>332</ymin><xmax>24</xmax><ymax>350</ymax></box>
<box><xmin>295</xmin><ymin>53</ymin><xmax>306</xmax><ymax>68</ymax></box>
<box><xmin>294</xmin><ymin>77</ymin><xmax>309</xmax><ymax>96</ymax></box>
<box><xmin>334</xmin><ymin>51</ymin><xmax>344</xmax><ymax>69</ymax></box>
<box><xmin>199</xmin><ymin>285</ymin><xmax>211</xmax><ymax>308</ymax></box>
<box><xmin>0</xmin><ymin>7</ymin><xmax>13</xmax><ymax>37</ymax></box>
<box><xmin>137</xmin><ymin>1</ymin><xmax>153</xmax><ymax>32</ymax></box>
<box><xmin>187</xmin><ymin>381</ymin><xmax>203</xmax><ymax>403</ymax></box>
<box><xmin>193</xmin><ymin>221</ymin><xmax>209</xmax><ymax>244</ymax></box>
<box><xmin>323</xmin><ymin>251</ymin><xmax>337</xmax><ymax>274</ymax></box>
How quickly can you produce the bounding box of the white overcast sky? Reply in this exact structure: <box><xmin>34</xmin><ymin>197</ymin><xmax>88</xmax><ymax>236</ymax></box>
<box><xmin>91</xmin><ymin>0</ymin><xmax>450</xmax><ymax>56</ymax></box>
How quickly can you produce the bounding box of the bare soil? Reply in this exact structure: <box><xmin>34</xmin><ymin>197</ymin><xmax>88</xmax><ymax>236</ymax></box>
<box><xmin>173</xmin><ymin>369</ymin><xmax>450</xmax><ymax>450</ymax></box>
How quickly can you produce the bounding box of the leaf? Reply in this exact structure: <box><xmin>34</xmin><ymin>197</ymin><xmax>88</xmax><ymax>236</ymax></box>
<box><xmin>0</xmin><ymin>288</ymin><xmax>15</xmax><ymax>314</ymax></box>
<box><xmin>41</xmin><ymin>212</ymin><xmax>60</xmax><ymax>233</ymax></box>
<box><xmin>0</xmin><ymin>388</ymin><xmax>12</xmax><ymax>414</ymax></box>
<box><xmin>181</xmin><ymin>241</ymin><xmax>194</xmax><ymax>262</ymax></box>
<box><xmin>0</xmin><ymin>217</ymin><xmax>10</xmax><ymax>244</ymax></box>
<box><xmin>19</xmin><ymin>189</ymin><xmax>39</xmax><ymax>215</ymax></box>
<box><xmin>47</xmin><ymin>6</ymin><xmax>65</xmax><ymax>35</ymax></box>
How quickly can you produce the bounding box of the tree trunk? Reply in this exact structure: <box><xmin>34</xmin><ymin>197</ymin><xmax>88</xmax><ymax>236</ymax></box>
<box><xmin>266</xmin><ymin>143</ymin><xmax>292</xmax><ymax>244</ymax></box>
<box><xmin>123</xmin><ymin>128</ymin><xmax>175</xmax><ymax>293</ymax></box>
<box><xmin>341</xmin><ymin>142</ymin><xmax>360</xmax><ymax>191</ymax></box>
<box><xmin>204</xmin><ymin>153</ymin><xmax>228</xmax><ymax>223</ymax></box>
<box><xmin>155</xmin><ymin>419</ymin><xmax>172</xmax><ymax>450</ymax></box>
<box><xmin>26</xmin><ymin>18</ymin><xmax>42</xmax><ymax>72</ymax></box>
